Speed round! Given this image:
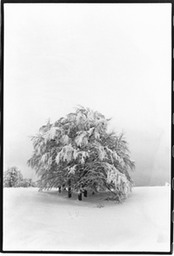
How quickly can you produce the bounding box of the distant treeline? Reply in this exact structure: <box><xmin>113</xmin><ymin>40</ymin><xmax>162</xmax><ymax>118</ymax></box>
<box><xmin>4</xmin><ymin>166</ymin><xmax>37</xmax><ymax>188</ymax></box>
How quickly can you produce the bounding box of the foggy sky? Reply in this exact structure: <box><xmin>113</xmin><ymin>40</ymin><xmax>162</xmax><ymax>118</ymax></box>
<box><xmin>4</xmin><ymin>4</ymin><xmax>171</xmax><ymax>185</ymax></box>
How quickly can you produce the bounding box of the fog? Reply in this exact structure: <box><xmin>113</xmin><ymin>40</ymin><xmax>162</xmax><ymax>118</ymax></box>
<box><xmin>4</xmin><ymin>4</ymin><xmax>171</xmax><ymax>185</ymax></box>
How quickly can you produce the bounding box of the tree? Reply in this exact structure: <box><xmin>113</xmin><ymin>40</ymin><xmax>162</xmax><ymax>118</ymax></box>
<box><xmin>19</xmin><ymin>178</ymin><xmax>36</xmax><ymax>187</ymax></box>
<box><xmin>28</xmin><ymin>106</ymin><xmax>135</xmax><ymax>201</ymax></box>
<box><xmin>4</xmin><ymin>167</ymin><xmax>23</xmax><ymax>187</ymax></box>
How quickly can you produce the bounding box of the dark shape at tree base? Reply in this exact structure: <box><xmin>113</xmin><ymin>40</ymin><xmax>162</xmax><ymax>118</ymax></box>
<box><xmin>58</xmin><ymin>186</ymin><xmax>61</xmax><ymax>193</ymax></box>
<box><xmin>68</xmin><ymin>179</ymin><xmax>72</xmax><ymax>198</ymax></box>
<box><xmin>68</xmin><ymin>188</ymin><xmax>72</xmax><ymax>198</ymax></box>
<box><xmin>83</xmin><ymin>190</ymin><xmax>87</xmax><ymax>197</ymax></box>
<box><xmin>78</xmin><ymin>192</ymin><xmax>82</xmax><ymax>201</ymax></box>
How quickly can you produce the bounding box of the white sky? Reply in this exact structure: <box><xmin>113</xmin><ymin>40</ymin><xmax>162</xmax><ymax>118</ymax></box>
<box><xmin>4</xmin><ymin>4</ymin><xmax>171</xmax><ymax>185</ymax></box>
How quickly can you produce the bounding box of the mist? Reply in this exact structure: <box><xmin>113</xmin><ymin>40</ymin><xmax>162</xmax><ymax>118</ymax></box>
<box><xmin>4</xmin><ymin>3</ymin><xmax>171</xmax><ymax>186</ymax></box>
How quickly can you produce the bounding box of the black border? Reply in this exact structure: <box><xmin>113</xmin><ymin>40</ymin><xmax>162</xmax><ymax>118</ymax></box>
<box><xmin>1</xmin><ymin>1</ymin><xmax>173</xmax><ymax>254</ymax></box>
<box><xmin>0</xmin><ymin>0</ymin><xmax>173</xmax><ymax>3</ymax></box>
<box><xmin>1</xmin><ymin>0</ymin><xmax>4</xmax><ymax>254</ymax></box>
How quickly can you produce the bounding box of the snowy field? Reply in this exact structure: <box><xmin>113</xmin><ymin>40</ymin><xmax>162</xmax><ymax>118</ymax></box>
<box><xmin>3</xmin><ymin>186</ymin><xmax>171</xmax><ymax>252</ymax></box>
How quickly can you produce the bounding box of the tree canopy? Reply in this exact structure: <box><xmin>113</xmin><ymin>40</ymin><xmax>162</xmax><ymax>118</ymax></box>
<box><xmin>28</xmin><ymin>106</ymin><xmax>135</xmax><ymax>201</ymax></box>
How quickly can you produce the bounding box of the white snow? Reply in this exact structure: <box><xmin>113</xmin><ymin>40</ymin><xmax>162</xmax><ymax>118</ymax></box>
<box><xmin>3</xmin><ymin>186</ymin><xmax>171</xmax><ymax>252</ymax></box>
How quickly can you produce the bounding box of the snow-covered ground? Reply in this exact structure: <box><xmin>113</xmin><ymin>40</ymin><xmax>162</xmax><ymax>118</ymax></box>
<box><xmin>3</xmin><ymin>186</ymin><xmax>171</xmax><ymax>252</ymax></box>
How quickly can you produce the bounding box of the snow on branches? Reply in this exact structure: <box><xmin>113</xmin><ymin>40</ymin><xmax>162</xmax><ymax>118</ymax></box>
<box><xmin>28</xmin><ymin>106</ymin><xmax>135</xmax><ymax>201</ymax></box>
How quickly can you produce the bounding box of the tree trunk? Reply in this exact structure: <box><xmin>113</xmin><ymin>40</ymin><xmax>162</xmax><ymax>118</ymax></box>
<box><xmin>68</xmin><ymin>179</ymin><xmax>72</xmax><ymax>198</ymax></box>
<box><xmin>9</xmin><ymin>181</ymin><xmax>12</xmax><ymax>187</ymax></box>
<box><xmin>68</xmin><ymin>188</ymin><xmax>72</xmax><ymax>198</ymax></box>
<box><xmin>78</xmin><ymin>191</ymin><xmax>82</xmax><ymax>201</ymax></box>
<box><xmin>58</xmin><ymin>186</ymin><xmax>61</xmax><ymax>193</ymax></box>
<box><xmin>83</xmin><ymin>189</ymin><xmax>87</xmax><ymax>197</ymax></box>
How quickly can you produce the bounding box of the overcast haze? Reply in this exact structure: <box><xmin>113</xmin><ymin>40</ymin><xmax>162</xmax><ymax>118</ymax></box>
<box><xmin>4</xmin><ymin>4</ymin><xmax>171</xmax><ymax>185</ymax></box>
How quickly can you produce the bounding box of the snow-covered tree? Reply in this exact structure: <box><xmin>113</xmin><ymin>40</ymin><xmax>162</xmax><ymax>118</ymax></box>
<box><xmin>4</xmin><ymin>167</ymin><xmax>23</xmax><ymax>187</ymax></box>
<box><xmin>28</xmin><ymin>106</ymin><xmax>135</xmax><ymax>201</ymax></box>
<box><xmin>19</xmin><ymin>178</ymin><xmax>36</xmax><ymax>187</ymax></box>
